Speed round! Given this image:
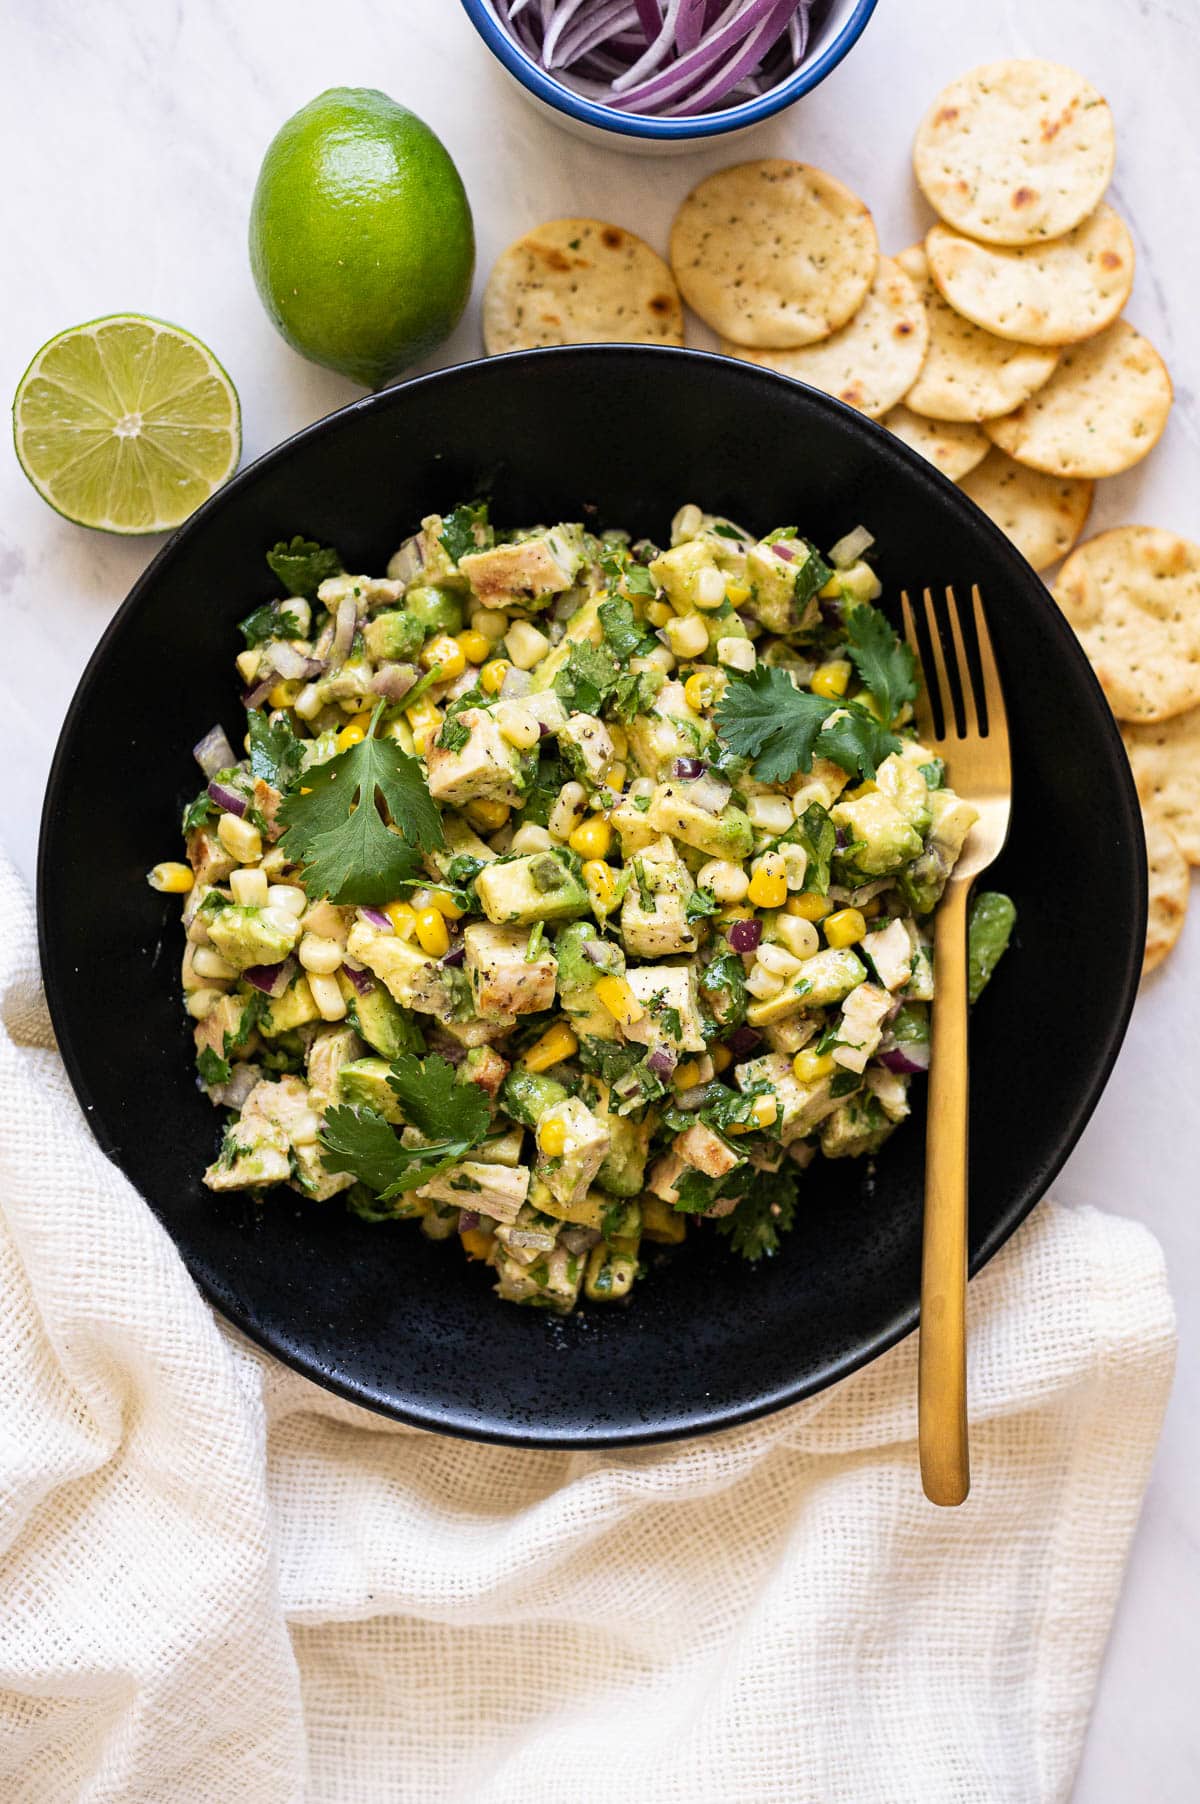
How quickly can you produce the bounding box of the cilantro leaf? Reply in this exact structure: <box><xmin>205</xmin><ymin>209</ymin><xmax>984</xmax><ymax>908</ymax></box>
<box><xmin>248</xmin><ymin>709</ymin><xmax>304</xmax><ymax>792</ymax></box>
<box><xmin>182</xmin><ymin>789</ymin><xmax>217</xmax><ymax>833</ymax></box>
<box><xmin>436</xmin><ymin>714</ymin><xmax>470</xmax><ymax>754</ymax></box>
<box><xmin>599</xmin><ymin>544</ymin><xmax>657</xmax><ymax>598</ymax></box>
<box><xmin>685</xmin><ymin>885</ymin><xmax>720</xmax><ymax>924</ymax></box>
<box><xmin>439</xmin><ymin>501</ymin><xmax>492</xmax><ymax>565</ymax></box>
<box><xmin>714</xmin><ymin>665</ymin><xmax>833</xmax><ymax>783</ymax></box>
<box><xmin>612</xmin><ymin>669</ymin><xmax>662</xmax><ymax>725</ymax></box>
<box><xmin>843</xmin><ymin>604</ymin><xmax>917</xmax><ymax>726</ymax></box>
<box><xmin>699</xmin><ymin>1081</ymin><xmax>769</xmax><ymax>1137</ymax></box>
<box><xmin>276</xmin><ymin>708</ymin><xmax>442</xmax><ymax>903</ymax></box>
<box><xmin>713</xmin><ymin>1169</ymin><xmax>799</xmax><ymax>1261</ymax></box>
<box><xmin>598</xmin><ymin>596</ymin><xmax>651</xmax><ymax>661</ymax></box>
<box><xmin>671</xmin><ymin>1167</ymin><xmax>739</xmax><ymax>1214</ymax></box>
<box><xmin>386</xmin><ymin>1052</ymin><xmax>491</xmax><ymax>1146</ymax></box>
<box><xmin>815</xmin><ymin>707</ymin><xmax>901</xmax><ymax>781</ymax></box>
<box><xmin>792</xmin><ymin>802</ymin><xmax>836</xmax><ymax>895</ymax></box>
<box><xmin>266</xmin><ymin>536</ymin><xmax>343</xmax><ymax>598</ymax></box>
<box><xmin>553</xmin><ymin>640</ymin><xmax>620</xmax><ymax>715</ymax></box>
<box><xmin>196</xmin><ymin>1046</ymin><xmax>232</xmax><ymax>1088</ymax></box>
<box><xmin>699</xmin><ymin>949</ymin><xmax>748</xmax><ymax>1029</ymax></box>
<box><xmin>319</xmin><ymin>1106</ymin><xmax>471</xmax><ymax>1199</ymax></box>
<box><xmin>238</xmin><ymin>601</ymin><xmax>308</xmax><ymax>647</ymax></box>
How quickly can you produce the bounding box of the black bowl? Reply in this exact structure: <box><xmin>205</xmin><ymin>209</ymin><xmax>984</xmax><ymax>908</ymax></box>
<box><xmin>38</xmin><ymin>347</ymin><xmax>1145</xmax><ymax>1447</ymax></box>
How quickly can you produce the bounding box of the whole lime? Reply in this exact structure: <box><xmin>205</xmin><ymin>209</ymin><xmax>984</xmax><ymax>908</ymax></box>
<box><xmin>249</xmin><ymin>88</ymin><xmax>474</xmax><ymax>388</ymax></box>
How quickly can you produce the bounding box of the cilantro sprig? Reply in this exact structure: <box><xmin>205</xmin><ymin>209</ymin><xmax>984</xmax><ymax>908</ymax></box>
<box><xmin>320</xmin><ymin>1053</ymin><xmax>491</xmax><ymax>1198</ymax></box>
<box><xmin>276</xmin><ymin>703</ymin><xmax>442</xmax><ymax>903</ymax></box>
<box><xmin>265</xmin><ymin>536</ymin><xmax>343</xmax><ymax>597</ymax></box>
<box><xmin>248</xmin><ymin>710</ymin><xmax>304</xmax><ymax>792</ymax></box>
<box><xmin>439</xmin><ymin>501</ymin><xmax>492</xmax><ymax>565</ymax></box>
<box><xmin>843</xmin><ymin>604</ymin><xmax>918</xmax><ymax>727</ymax></box>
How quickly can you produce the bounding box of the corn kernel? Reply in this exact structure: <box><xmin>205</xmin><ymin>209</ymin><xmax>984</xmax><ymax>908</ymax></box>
<box><xmin>147</xmin><ymin>861</ymin><xmax>194</xmax><ymax>895</ymax></box>
<box><xmin>684</xmin><ymin>669</ymin><xmax>726</xmax><ymax>712</ymax></box>
<box><xmin>504</xmin><ymin>620</ymin><xmax>551</xmax><ymax>670</ymax></box>
<box><xmin>268</xmin><ymin>883</ymin><xmax>307</xmax><ymax>917</ymax></box>
<box><xmin>665</xmin><ymin>612</ymin><xmax>710</xmax><ymax>660</ymax></box>
<box><xmin>230</xmin><ymin>868</ymin><xmax>269</xmax><ymax>908</ymax></box>
<box><xmin>697</xmin><ymin>859</ymin><xmax>750</xmax><ymax>905</ymax></box>
<box><xmin>309</xmin><ymin>972</ymin><xmax>348</xmax><ymax>1022</ymax></box>
<box><xmin>268</xmin><ymin>679</ymin><xmax>301</xmax><ymax>709</ymax></box>
<box><xmin>511</xmin><ymin>823</ymin><xmax>555</xmax><ymax>855</ymax></box>
<box><xmin>774</xmin><ymin>915</ymin><xmax>820</xmax><ymax>960</ymax></box>
<box><xmin>747</xmin><ymin>853</ymin><xmax>787</xmax><ymax>910</ymax></box>
<box><xmin>608</xmin><ymin>722</ymin><xmax>628</xmax><ymax>759</ymax></box>
<box><xmin>711</xmin><ymin>1045</ymin><xmax>733</xmax><ymax>1074</ymax></box>
<box><xmin>414</xmin><ymin>907</ymin><xmax>450</xmax><ymax>957</ymax></box>
<box><xmin>673</xmin><ymin>1060</ymin><xmax>704</xmax><ymax>1090</ymax></box>
<box><xmin>429</xmin><ymin>888</ymin><xmax>464</xmax><ymax>919</ymax></box>
<box><xmin>193</xmin><ymin>945</ymin><xmax>237</xmax><ymax>981</ymax></box>
<box><xmin>646</xmin><ymin>599</ymin><xmax>673</xmax><ymax>627</ymax></box>
<box><xmin>383</xmin><ymin>901</ymin><xmax>418</xmax><ymax>939</ymax></box>
<box><xmin>460</xmin><ymin>1227</ymin><xmax>493</xmax><ymax>1261</ymax></box>
<box><xmin>793</xmin><ymin>1049</ymin><xmax>835</xmax><ymax>1084</ymax></box>
<box><xmin>786</xmin><ymin>892</ymin><xmax>830</xmax><ymax>922</ymax></box>
<box><xmin>725</xmin><ymin>580</ymin><xmax>751</xmax><ymax>605</ymax></box>
<box><xmin>824</xmin><ymin>907</ymin><xmax>867</xmax><ymax>948</ymax></box>
<box><xmin>582</xmin><ymin>859</ymin><xmax>620</xmax><ymax>913</ymax></box>
<box><xmin>495</xmin><ymin>700</ymin><xmax>541</xmax><ymax>750</ymax></box>
<box><xmin>569</xmin><ymin>817</ymin><xmax>612</xmax><ymax>860</ymax></box>
<box><xmin>523</xmin><ymin>1022</ymin><xmax>579</xmax><ymax>1073</ymax></box>
<box><xmin>537</xmin><ymin>1116</ymin><xmax>569</xmax><ymax>1158</ymax></box>
<box><xmin>217</xmin><ymin>812</ymin><xmax>262</xmax><ymax>863</ymax></box>
<box><xmin>421</xmin><ymin>633</ymin><xmax>467</xmax><ymax>679</ymax></box>
<box><xmin>811</xmin><ymin>659</ymin><xmax>852</xmax><ymax>700</ymax></box>
<box><xmin>480</xmin><ymin>658</ymin><xmax>510</xmax><ymax>695</ymax></box>
<box><xmin>464</xmin><ymin>799</ymin><xmax>510</xmax><ymax>832</ymax></box>
<box><xmin>606</xmin><ymin>762</ymin><xmax>628</xmax><ymax>793</ymax></box>
<box><xmin>470</xmin><ymin>608</ymin><xmax>508</xmax><ymax>642</ymax></box>
<box><xmin>693</xmin><ymin>566</ymin><xmax>728</xmax><ymax>610</ymax></box>
<box><xmin>298</xmin><ymin>933</ymin><xmax>344</xmax><ymax>975</ymax></box>
<box><xmin>750</xmin><ymin>1094</ymin><xmax>778</xmax><ymax>1129</ymax></box>
<box><xmin>186</xmin><ymin>987</ymin><xmax>227</xmax><ymax>1021</ymax></box>
<box><xmin>595</xmin><ymin>975</ymin><xmax>644</xmax><ymax>1028</ymax></box>
<box><xmin>335</xmin><ymin>722</ymin><xmax>366</xmax><ymax>754</ymax></box>
<box><xmin>456</xmin><ymin>629</ymin><xmax>491</xmax><ymax>664</ymax></box>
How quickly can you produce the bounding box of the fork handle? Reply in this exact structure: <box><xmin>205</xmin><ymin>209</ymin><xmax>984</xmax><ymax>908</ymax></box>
<box><xmin>918</xmin><ymin>876</ymin><xmax>971</xmax><ymax>1506</ymax></box>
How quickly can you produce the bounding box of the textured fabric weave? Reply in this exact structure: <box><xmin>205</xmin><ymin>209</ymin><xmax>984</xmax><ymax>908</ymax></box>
<box><xmin>0</xmin><ymin>849</ymin><xmax>1175</xmax><ymax>1803</ymax></box>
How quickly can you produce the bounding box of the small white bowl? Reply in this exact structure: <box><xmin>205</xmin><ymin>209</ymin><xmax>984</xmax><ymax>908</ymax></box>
<box><xmin>459</xmin><ymin>1</ymin><xmax>880</xmax><ymax>156</ymax></box>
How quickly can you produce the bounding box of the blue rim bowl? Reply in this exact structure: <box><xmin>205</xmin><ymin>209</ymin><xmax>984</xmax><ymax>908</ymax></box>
<box><xmin>459</xmin><ymin>0</ymin><xmax>880</xmax><ymax>143</ymax></box>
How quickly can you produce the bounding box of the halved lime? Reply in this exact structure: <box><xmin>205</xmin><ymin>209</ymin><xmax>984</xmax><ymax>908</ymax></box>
<box><xmin>12</xmin><ymin>314</ymin><xmax>241</xmax><ymax>534</ymax></box>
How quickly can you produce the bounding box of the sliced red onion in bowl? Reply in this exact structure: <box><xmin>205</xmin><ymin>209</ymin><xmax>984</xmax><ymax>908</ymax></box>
<box><xmin>341</xmin><ymin>961</ymin><xmax>376</xmax><ymax>997</ymax></box>
<box><xmin>724</xmin><ymin>1024</ymin><xmax>761</xmax><ymax>1059</ymax></box>
<box><xmin>878</xmin><ymin>1042</ymin><xmax>930</xmax><ymax>1076</ymax></box>
<box><xmin>358</xmin><ymin>907</ymin><xmax>394</xmax><ymax>932</ymax></box>
<box><xmin>243</xmin><ymin>673</ymin><xmax>276</xmax><ymax>710</ymax></box>
<box><xmin>458</xmin><ymin>1210</ymin><xmax>482</xmax><ymax>1234</ymax></box>
<box><xmin>193</xmin><ymin>724</ymin><xmax>236</xmax><ymax>778</ymax></box>
<box><xmin>673</xmin><ymin>756</ymin><xmax>705</xmax><ymax>780</ymax></box>
<box><xmin>370</xmin><ymin>662</ymin><xmax>417</xmax><ymax>701</ymax></box>
<box><xmin>727</xmin><ymin>917</ymin><xmax>762</xmax><ymax>954</ymax></box>
<box><xmin>207</xmin><ymin>780</ymin><xmax>247</xmax><ymax>818</ymax></box>
<box><xmin>242</xmin><ymin>957</ymin><xmax>296</xmax><ymax>998</ymax></box>
<box><xmin>270</xmin><ymin>641</ymin><xmax>324</xmax><ymax>682</ymax></box>
<box><xmin>645</xmin><ymin>1044</ymin><xmax>678</xmax><ymax>1078</ymax></box>
<box><xmin>441</xmin><ymin>946</ymin><xmax>466</xmax><ymax>968</ymax></box>
<box><xmin>329</xmin><ymin>595</ymin><xmax>358</xmax><ymax>668</ymax></box>
<box><xmin>773</xmin><ymin>540</ymin><xmax>796</xmax><ymax>562</ymax></box>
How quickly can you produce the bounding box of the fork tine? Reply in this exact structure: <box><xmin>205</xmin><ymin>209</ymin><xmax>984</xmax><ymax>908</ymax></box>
<box><xmin>901</xmin><ymin>590</ymin><xmax>937</xmax><ymax>739</ymax></box>
<box><xmin>944</xmin><ymin>586</ymin><xmax>977</xmax><ymax>736</ymax></box>
<box><xmin>921</xmin><ymin>588</ymin><xmax>957</xmax><ymax>738</ymax></box>
<box><xmin>971</xmin><ymin>585</ymin><xmax>1009</xmax><ymax>750</ymax></box>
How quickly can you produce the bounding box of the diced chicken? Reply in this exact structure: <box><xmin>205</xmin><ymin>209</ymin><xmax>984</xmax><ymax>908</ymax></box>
<box><xmin>621</xmin><ymin>838</ymin><xmax>698</xmax><ymax>959</ymax></box>
<box><xmin>424</xmin><ymin>709</ymin><xmax>527</xmax><ymax>808</ymax></box>
<box><xmin>305</xmin><ymin>1025</ymin><xmax>364</xmax><ymax>1113</ymax></box>
<box><xmin>193</xmin><ymin>994</ymin><xmax>259</xmax><ymax>1069</ymax></box>
<box><xmin>621</xmin><ymin>963</ymin><xmax>706</xmax><ymax>1053</ymax></box>
<box><xmin>186</xmin><ymin>825</ymin><xmax>235</xmax><ymax>887</ymax></box>
<box><xmin>316</xmin><ymin>573</ymin><xmax>404</xmax><ymax>611</ymax></box>
<box><xmin>735</xmin><ymin>1051</ymin><xmax>840</xmax><ymax>1143</ymax></box>
<box><xmin>464</xmin><ymin>921</ymin><xmax>557</xmax><ymax>1017</ymax></box>
<box><xmin>647</xmin><ymin>1149</ymin><xmax>687</xmax><ymax>1206</ymax></box>
<box><xmin>204</xmin><ymin>1117</ymin><xmax>290</xmax><ymax>1191</ymax></box>
<box><xmin>763</xmin><ymin>1017</ymin><xmax>819</xmax><ymax>1056</ymax></box>
<box><xmin>417</xmin><ymin>1160</ymin><xmax>531</xmax><ymax>1225</ymax></box>
<box><xmin>536</xmin><ymin>1097</ymin><xmax>611</xmax><ymax>1209</ymax></box>
<box><xmin>346</xmin><ymin>922</ymin><xmax>466</xmax><ymax>1020</ymax></box>
<box><xmin>831</xmin><ymin>983</ymin><xmax>892</xmax><ymax>1075</ymax></box>
<box><xmin>675</xmin><ymin>1120</ymin><xmax>740</xmax><ymax>1179</ymax></box>
<box><xmin>439</xmin><ymin>1014</ymin><xmax>518</xmax><ymax>1048</ymax></box>
<box><xmin>866</xmin><ymin>1065</ymin><xmax>911</xmax><ymax>1123</ymax></box>
<box><xmin>558</xmin><ymin>712</ymin><xmax>615</xmax><ymax>785</ymax></box>
<box><xmin>861</xmin><ymin>918</ymin><xmax>914</xmax><ymax>992</ymax></box>
<box><xmin>929</xmin><ymin>790</ymin><xmax>980</xmax><ymax>859</ymax></box>
<box><xmin>252</xmin><ymin>778</ymin><xmax>283</xmax><ymax>842</ymax></box>
<box><xmin>493</xmin><ymin>1243</ymin><xmax>582</xmax><ymax>1313</ymax></box>
<box><xmin>461</xmin><ymin>1044</ymin><xmax>510</xmax><ymax>1099</ymax></box>
<box><xmin>459</xmin><ymin>531</ymin><xmax>581</xmax><ymax>606</ymax></box>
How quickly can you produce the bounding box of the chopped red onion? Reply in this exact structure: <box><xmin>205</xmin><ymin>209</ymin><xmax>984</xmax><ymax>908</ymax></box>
<box><xmin>358</xmin><ymin>907</ymin><xmax>394</xmax><ymax>932</ymax></box>
<box><xmin>773</xmin><ymin>541</ymin><xmax>796</xmax><ymax>562</ymax></box>
<box><xmin>441</xmin><ymin>946</ymin><xmax>466</xmax><ymax>968</ymax></box>
<box><xmin>193</xmin><ymin>724</ymin><xmax>235</xmax><ymax>778</ymax></box>
<box><xmin>645</xmin><ymin>1045</ymin><xmax>678</xmax><ymax>1078</ymax></box>
<box><xmin>242</xmin><ymin>958</ymin><xmax>296</xmax><ymax>998</ymax></box>
<box><xmin>879</xmin><ymin>1043</ymin><xmax>930</xmax><ymax>1076</ymax></box>
<box><xmin>208</xmin><ymin>1062</ymin><xmax>262</xmax><ymax>1108</ymax></box>
<box><xmin>673</xmin><ymin>756</ymin><xmax>705</xmax><ymax>780</ymax></box>
<box><xmin>329</xmin><ymin>595</ymin><xmax>358</xmax><ymax>668</ymax></box>
<box><xmin>725</xmin><ymin>1024</ymin><xmax>761</xmax><ymax>1059</ymax></box>
<box><xmin>499</xmin><ymin>666</ymin><xmax>534</xmax><ymax>699</ymax></box>
<box><xmin>207</xmin><ymin>781</ymin><xmax>247</xmax><ymax>818</ymax></box>
<box><xmin>270</xmin><ymin>641</ymin><xmax>324</xmax><ymax>681</ymax></box>
<box><xmin>728</xmin><ymin>918</ymin><xmax>762</xmax><ymax>954</ymax></box>
<box><xmin>341</xmin><ymin>961</ymin><xmax>375</xmax><ymax>997</ymax></box>
<box><xmin>561</xmin><ymin>1224</ymin><xmax>603</xmax><ymax>1254</ymax></box>
<box><xmin>370</xmin><ymin>662</ymin><xmax>417</xmax><ymax>701</ymax></box>
<box><xmin>492</xmin><ymin>0</ymin><xmax>817</xmax><ymax>118</ymax></box>
<box><xmin>243</xmin><ymin>673</ymin><xmax>276</xmax><ymax>710</ymax></box>
<box><xmin>458</xmin><ymin>1209</ymin><xmax>482</xmax><ymax>1233</ymax></box>
<box><xmin>582</xmin><ymin>940</ymin><xmax>610</xmax><ymax>964</ymax></box>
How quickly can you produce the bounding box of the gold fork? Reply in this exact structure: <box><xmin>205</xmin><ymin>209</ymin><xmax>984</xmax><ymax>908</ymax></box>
<box><xmin>899</xmin><ymin>585</ymin><xmax>1012</xmax><ymax>1507</ymax></box>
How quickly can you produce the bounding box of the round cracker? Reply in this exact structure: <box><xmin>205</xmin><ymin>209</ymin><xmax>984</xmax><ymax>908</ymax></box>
<box><xmin>957</xmin><ymin>449</ymin><xmax>1092</xmax><ymax>572</ymax></box>
<box><xmin>483</xmin><ymin>218</ymin><xmax>684</xmax><ymax>355</ymax></box>
<box><xmin>897</xmin><ymin>245</ymin><xmax>1060</xmax><ymax>423</ymax></box>
<box><xmin>913</xmin><ymin>59</ymin><xmax>1116</xmax><ymax>246</ymax></box>
<box><xmin>883</xmin><ymin>405</ymin><xmax>991</xmax><ymax>481</ymax></box>
<box><xmin>1053</xmin><ymin>526</ymin><xmax>1200</xmax><ymax>723</ymax></box>
<box><xmin>1122</xmin><ymin>709</ymin><xmax>1200</xmax><ymax>864</ymax></box>
<box><xmin>719</xmin><ymin>257</ymin><xmax>928</xmax><ymax>417</ymax></box>
<box><xmin>669</xmin><ymin>160</ymin><xmax>878</xmax><ymax>349</ymax></box>
<box><xmin>1142</xmin><ymin>812</ymin><xmax>1189</xmax><ymax>975</ymax></box>
<box><xmin>925</xmin><ymin>205</ymin><xmax>1134</xmax><ymax>347</ymax></box>
<box><xmin>983</xmin><ymin>318</ymin><xmax>1172</xmax><ymax>478</ymax></box>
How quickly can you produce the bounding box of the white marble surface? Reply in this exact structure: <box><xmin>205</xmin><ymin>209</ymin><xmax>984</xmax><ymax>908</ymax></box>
<box><xmin>1</xmin><ymin>0</ymin><xmax>1197</xmax><ymax>1795</ymax></box>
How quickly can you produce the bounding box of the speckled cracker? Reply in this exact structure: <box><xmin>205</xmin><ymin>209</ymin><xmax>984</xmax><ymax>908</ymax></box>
<box><xmin>913</xmin><ymin>59</ymin><xmax>1116</xmax><ymax>246</ymax></box>
<box><xmin>983</xmin><ymin>319</ymin><xmax>1172</xmax><ymax>478</ymax></box>
<box><xmin>957</xmin><ymin>449</ymin><xmax>1092</xmax><ymax>572</ymax></box>
<box><xmin>1143</xmin><ymin>812</ymin><xmax>1189</xmax><ymax>974</ymax></box>
<box><xmin>483</xmin><ymin>218</ymin><xmax>684</xmax><ymax>355</ymax></box>
<box><xmin>925</xmin><ymin>205</ymin><xmax>1134</xmax><ymax>347</ymax></box>
<box><xmin>719</xmin><ymin>257</ymin><xmax>928</xmax><ymax>417</ymax></box>
<box><xmin>897</xmin><ymin>245</ymin><xmax>1059</xmax><ymax>423</ymax></box>
<box><xmin>1053</xmin><ymin>526</ymin><xmax>1200</xmax><ymax>722</ymax></box>
<box><xmin>882</xmin><ymin>405</ymin><xmax>991</xmax><ymax>480</ymax></box>
<box><xmin>670</xmin><ymin>160</ymin><xmax>878</xmax><ymax>349</ymax></box>
<box><xmin>1123</xmin><ymin>708</ymin><xmax>1200</xmax><ymax>864</ymax></box>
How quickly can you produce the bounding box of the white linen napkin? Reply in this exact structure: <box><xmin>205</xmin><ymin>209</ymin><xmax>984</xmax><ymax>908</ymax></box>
<box><xmin>0</xmin><ymin>848</ymin><xmax>1174</xmax><ymax>1804</ymax></box>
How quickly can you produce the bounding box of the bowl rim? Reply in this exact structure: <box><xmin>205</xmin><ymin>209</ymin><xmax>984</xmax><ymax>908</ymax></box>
<box><xmin>458</xmin><ymin>0</ymin><xmax>880</xmax><ymax>140</ymax></box>
<box><xmin>38</xmin><ymin>344</ymin><xmax>1146</xmax><ymax>1447</ymax></box>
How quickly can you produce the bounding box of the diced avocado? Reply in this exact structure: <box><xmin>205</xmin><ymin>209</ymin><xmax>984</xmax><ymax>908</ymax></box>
<box><xmin>820</xmin><ymin>1094</ymin><xmax>895</xmax><ymax>1160</ymax></box>
<box><xmin>206</xmin><ymin>904</ymin><xmax>300</xmax><ymax>973</ymax></box>
<box><xmin>623</xmin><ymin>681</ymin><xmax>711</xmax><ymax>779</ymax></box>
<box><xmin>583</xmin><ymin>1240</ymin><xmax>638</xmax><ymax>1302</ymax></box>
<box><xmin>929</xmin><ymin>788</ymin><xmax>979</xmax><ymax>860</ymax></box>
<box><xmin>500</xmin><ymin>1067</ymin><xmax>569</xmax><ymax>1129</ymax></box>
<box><xmin>611</xmin><ymin>782</ymin><xmax>662</xmax><ymax>857</ymax></box>
<box><xmin>875</xmin><ymin>751</ymin><xmax>933</xmax><ymax>837</ymax></box>
<box><xmin>968</xmin><ymin>891</ymin><xmax>1016</xmax><ymax>1004</ymax></box>
<box><xmin>204</xmin><ymin>1117</ymin><xmax>290</xmax><ymax>1191</ymax></box>
<box><xmin>362</xmin><ymin>608</ymin><xmax>424</xmax><ymax>663</ymax></box>
<box><xmin>558</xmin><ymin>712</ymin><xmax>615</xmax><ymax>786</ymax></box>
<box><xmin>337</xmin><ymin>1056</ymin><xmax>402</xmax><ymax>1122</ymax></box>
<box><xmin>641</xmin><ymin>1193</ymin><xmax>687</xmax><ymax>1245</ymax></box>
<box><xmin>644</xmin><ymin>782</ymin><xmax>753</xmax><ymax>861</ymax></box>
<box><xmin>528</xmin><ymin>1173</ymin><xmax>607</xmax><ymax>1230</ymax></box>
<box><xmin>528</xmin><ymin>595</ymin><xmax>604</xmax><ymax>692</ymax></box>
<box><xmin>791</xmin><ymin>947</ymin><xmax>867</xmax><ymax>1007</ymax></box>
<box><xmin>289</xmin><ymin>1140</ymin><xmax>355</xmax><ymax>1202</ymax></box>
<box><xmin>743</xmin><ymin>540</ymin><xmax>824</xmax><ymax>635</ymax></box>
<box><xmin>584</xmin><ymin>1079</ymin><xmax>653</xmax><ymax>1197</ymax></box>
<box><xmin>260</xmin><ymin>974</ymin><xmax>322</xmax><ymax>1036</ymax></box>
<box><xmin>831</xmin><ymin>790</ymin><xmax>923</xmax><ymax>877</ymax></box>
<box><xmin>475</xmin><ymin>850</ymin><xmax>589</xmax><ymax>927</ymax></box>
<box><xmin>345</xmin><ymin>922</ymin><xmax>471</xmax><ymax>1020</ymax></box>
<box><xmin>404</xmin><ymin>582</ymin><xmax>464</xmax><ymax>634</ymax></box>
<box><xmin>894</xmin><ymin>847</ymin><xmax>949</xmax><ymax>918</ymax></box>
<box><xmin>346</xmin><ymin>978</ymin><xmax>426</xmax><ymax>1059</ymax></box>
<box><xmin>305</xmin><ymin>1024</ymin><xmax>363</xmax><ymax>1112</ymax></box>
<box><xmin>555</xmin><ymin>919</ymin><xmax>625</xmax><ymax>1040</ymax></box>
<box><xmin>647</xmin><ymin>538</ymin><xmax>721</xmax><ymax>612</ymax></box>
<box><xmin>425</xmin><ymin>708</ymin><xmax>529</xmax><ymax>808</ymax></box>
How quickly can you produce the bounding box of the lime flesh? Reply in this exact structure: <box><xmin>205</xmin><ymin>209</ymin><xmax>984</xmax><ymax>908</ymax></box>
<box><xmin>13</xmin><ymin>314</ymin><xmax>241</xmax><ymax>534</ymax></box>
